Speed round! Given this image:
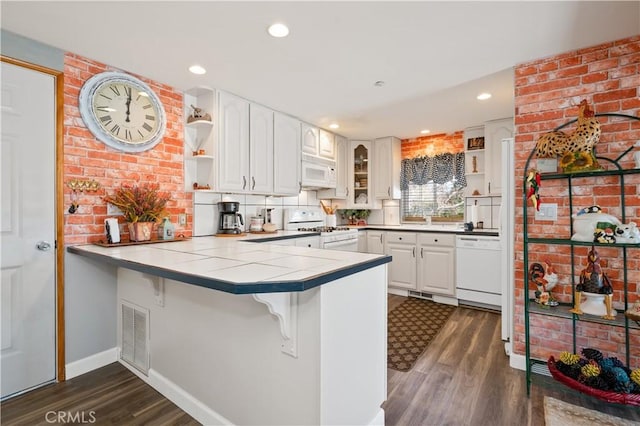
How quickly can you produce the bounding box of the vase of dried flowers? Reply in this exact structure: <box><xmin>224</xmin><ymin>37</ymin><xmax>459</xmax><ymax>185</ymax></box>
<box><xmin>103</xmin><ymin>183</ymin><xmax>170</xmax><ymax>242</ymax></box>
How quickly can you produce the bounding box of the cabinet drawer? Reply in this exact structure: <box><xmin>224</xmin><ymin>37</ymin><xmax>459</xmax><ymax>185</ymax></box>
<box><xmin>386</xmin><ymin>232</ymin><xmax>417</xmax><ymax>244</ymax></box>
<box><xmin>417</xmin><ymin>233</ymin><xmax>455</xmax><ymax>246</ymax></box>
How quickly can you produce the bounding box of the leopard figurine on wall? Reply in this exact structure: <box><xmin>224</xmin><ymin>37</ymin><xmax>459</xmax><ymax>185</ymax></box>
<box><xmin>535</xmin><ymin>100</ymin><xmax>602</xmax><ymax>172</ymax></box>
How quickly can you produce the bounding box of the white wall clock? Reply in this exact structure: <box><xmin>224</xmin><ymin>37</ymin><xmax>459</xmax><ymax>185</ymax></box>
<box><xmin>79</xmin><ymin>71</ymin><xmax>166</xmax><ymax>152</ymax></box>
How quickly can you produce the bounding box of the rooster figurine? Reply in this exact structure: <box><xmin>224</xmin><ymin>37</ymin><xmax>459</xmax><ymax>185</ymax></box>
<box><xmin>534</xmin><ymin>99</ymin><xmax>602</xmax><ymax>172</ymax></box>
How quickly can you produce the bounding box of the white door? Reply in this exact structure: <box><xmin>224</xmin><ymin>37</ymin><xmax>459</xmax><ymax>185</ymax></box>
<box><xmin>217</xmin><ymin>91</ymin><xmax>249</xmax><ymax>192</ymax></box>
<box><xmin>1</xmin><ymin>61</ymin><xmax>57</xmax><ymax>398</ymax></box>
<box><xmin>273</xmin><ymin>112</ymin><xmax>301</xmax><ymax>196</ymax></box>
<box><xmin>249</xmin><ymin>103</ymin><xmax>274</xmax><ymax>193</ymax></box>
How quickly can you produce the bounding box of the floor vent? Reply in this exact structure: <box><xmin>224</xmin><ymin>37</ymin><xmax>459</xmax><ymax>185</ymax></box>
<box><xmin>409</xmin><ymin>291</ymin><xmax>434</xmax><ymax>300</ymax></box>
<box><xmin>531</xmin><ymin>362</ymin><xmax>552</xmax><ymax>377</ymax></box>
<box><xmin>120</xmin><ymin>300</ymin><xmax>149</xmax><ymax>375</ymax></box>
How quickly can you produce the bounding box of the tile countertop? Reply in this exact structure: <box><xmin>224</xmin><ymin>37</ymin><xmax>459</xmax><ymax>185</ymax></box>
<box><xmin>67</xmin><ymin>233</ymin><xmax>391</xmax><ymax>295</ymax></box>
<box><xmin>353</xmin><ymin>224</ymin><xmax>500</xmax><ymax>237</ymax></box>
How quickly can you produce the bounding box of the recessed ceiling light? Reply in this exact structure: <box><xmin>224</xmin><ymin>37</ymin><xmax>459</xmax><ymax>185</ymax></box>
<box><xmin>420</xmin><ymin>129</ymin><xmax>430</xmax><ymax>134</ymax></box>
<box><xmin>268</xmin><ymin>23</ymin><xmax>289</xmax><ymax>38</ymax></box>
<box><xmin>374</xmin><ymin>80</ymin><xmax>385</xmax><ymax>87</ymax></box>
<box><xmin>477</xmin><ymin>92</ymin><xmax>492</xmax><ymax>100</ymax></box>
<box><xmin>189</xmin><ymin>65</ymin><xmax>206</xmax><ymax>75</ymax></box>
<box><xmin>329</xmin><ymin>123</ymin><xmax>340</xmax><ymax>129</ymax></box>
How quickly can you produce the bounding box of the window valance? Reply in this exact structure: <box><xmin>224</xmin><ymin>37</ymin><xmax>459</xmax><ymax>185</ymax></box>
<box><xmin>400</xmin><ymin>152</ymin><xmax>466</xmax><ymax>190</ymax></box>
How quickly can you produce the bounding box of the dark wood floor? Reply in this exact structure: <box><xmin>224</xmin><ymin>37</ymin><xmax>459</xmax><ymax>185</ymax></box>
<box><xmin>2</xmin><ymin>295</ymin><xmax>639</xmax><ymax>425</ymax></box>
<box><xmin>384</xmin><ymin>295</ymin><xmax>640</xmax><ymax>426</ymax></box>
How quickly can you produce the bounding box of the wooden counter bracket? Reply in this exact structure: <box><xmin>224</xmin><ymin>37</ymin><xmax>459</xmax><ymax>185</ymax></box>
<box><xmin>252</xmin><ymin>293</ymin><xmax>298</xmax><ymax>358</ymax></box>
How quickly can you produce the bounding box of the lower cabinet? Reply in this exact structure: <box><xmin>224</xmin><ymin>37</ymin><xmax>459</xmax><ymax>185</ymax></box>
<box><xmin>382</xmin><ymin>231</ymin><xmax>456</xmax><ymax>297</ymax></box>
<box><xmin>366</xmin><ymin>230</ymin><xmax>385</xmax><ymax>254</ymax></box>
<box><xmin>385</xmin><ymin>232</ymin><xmax>417</xmax><ymax>289</ymax></box>
<box><xmin>416</xmin><ymin>233</ymin><xmax>456</xmax><ymax>296</ymax></box>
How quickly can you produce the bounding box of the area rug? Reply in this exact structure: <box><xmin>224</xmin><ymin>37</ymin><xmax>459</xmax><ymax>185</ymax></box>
<box><xmin>543</xmin><ymin>396</ymin><xmax>638</xmax><ymax>426</ymax></box>
<box><xmin>387</xmin><ymin>298</ymin><xmax>455</xmax><ymax>372</ymax></box>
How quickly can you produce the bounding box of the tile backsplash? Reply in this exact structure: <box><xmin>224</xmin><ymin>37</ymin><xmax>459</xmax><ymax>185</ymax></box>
<box><xmin>194</xmin><ymin>190</ymin><xmax>323</xmax><ymax>236</ymax></box>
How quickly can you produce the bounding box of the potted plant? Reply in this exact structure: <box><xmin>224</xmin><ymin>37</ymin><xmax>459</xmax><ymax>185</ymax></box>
<box><xmin>339</xmin><ymin>209</ymin><xmax>370</xmax><ymax>225</ymax></box>
<box><xmin>103</xmin><ymin>183</ymin><xmax>170</xmax><ymax>242</ymax></box>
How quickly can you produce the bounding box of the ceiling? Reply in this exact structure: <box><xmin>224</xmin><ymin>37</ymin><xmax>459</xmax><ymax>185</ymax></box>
<box><xmin>2</xmin><ymin>1</ymin><xmax>638</xmax><ymax>140</ymax></box>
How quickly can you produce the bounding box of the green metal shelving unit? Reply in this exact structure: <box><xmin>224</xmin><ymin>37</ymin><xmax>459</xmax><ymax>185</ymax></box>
<box><xmin>522</xmin><ymin>113</ymin><xmax>640</xmax><ymax>395</ymax></box>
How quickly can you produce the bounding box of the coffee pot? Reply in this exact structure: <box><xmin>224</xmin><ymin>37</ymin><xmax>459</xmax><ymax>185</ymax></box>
<box><xmin>217</xmin><ymin>201</ymin><xmax>243</xmax><ymax>234</ymax></box>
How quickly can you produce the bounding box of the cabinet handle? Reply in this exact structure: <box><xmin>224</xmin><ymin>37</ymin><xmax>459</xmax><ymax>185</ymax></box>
<box><xmin>346</xmin><ymin>187</ymin><xmax>349</xmax><ymax>196</ymax></box>
<box><xmin>252</xmin><ymin>176</ymin><xmax>256</xmax><ymax>190</ymax></box>
<box><xmin>399</xmin><ymin>237</ymin><xmax>402</xmax><ymax>240</ymax></box>
<box><xmin>420</xmin><ymin>248</ymin><xmax>424</xmax><ymax>258</ymax></box>
<box><xmin>243</xmin><ymin>176</ymin><xmax>247</xmax><ymax>190</ymax></box>
<box><xmin>380</xmin><ymin>234</ymin><xmax>383</xmax><ymax>244</ymax></box>
<box><xmin>488</xmin><ymin>182</ymin><xmax>491</xmax><ymax>193</ymax></box>
<box><xmin>388</xmin><ymin>187</ymin><xmax>391</xmax><ymax>197</ymax></box>
<box><xmin>413</xmin><ymin>247</ymin><xmax>416</xmax><ymax>257</ymax></box>
<box><xmin>299</xmin><ymin>182</ymin><xmax>302</xmax><ymax>193</ymax></box>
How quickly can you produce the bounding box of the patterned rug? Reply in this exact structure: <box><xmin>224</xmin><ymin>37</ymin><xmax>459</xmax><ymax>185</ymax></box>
<box><xmin>543</xmin><ymin>396</ymin><xmax>638</xmax><ymax>426</ymax></box>
<box><xmin>387</xmin><ymin>298</ymin><xmax>456</xmax><ymax>372</ymax></box>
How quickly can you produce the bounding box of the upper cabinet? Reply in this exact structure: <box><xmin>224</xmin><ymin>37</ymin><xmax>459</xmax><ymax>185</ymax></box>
<box><xmin>249</xmin><ymin>103</ymin><xmax>274</xmax><ymax>193</ymax></box>
<box><xmin>349</xmin><ymin>140</ymin><xmax>374</xmax><ymax>208</ymax></box>
<box><xmin>319</xmin><ymin>129</ymin><xmax>336</xmax><ymax>160</ymax></box>
<box><xmin>184</xmin><ymin>87</ymin><xmax>215</xmax><ymax>192</ymax></box>
<box><xmin>374</xmin><ymin>136</ymin><xmax>401</xmax><ymax>200</ymax></box>
<box><xmin>317</xmin><ymin>134</ymin><xmax>348</xmax><ymax>199</ymax></box>
<box><xmin>273</xmin><ymin>112</ymin><xmax>301</xmax><ymax>196</ymax></box>
<box><xmin>484</xmin><ymin>118</ymin><xmax>514</xmax><ymax>195</ymax></box>
<box><xmin>301</xmin><ymin>123</ymin><xmax>319</xmax><ymax>156</ymax></box>
<box><xmin>217</xmin><ymin>91</ymin><xmax>250</xmax><ymax>192</ymax></box>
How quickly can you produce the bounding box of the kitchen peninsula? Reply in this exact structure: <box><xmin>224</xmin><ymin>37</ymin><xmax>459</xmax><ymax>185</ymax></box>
<box><xmin>68</xmin><ymin>235</ymin><xmax>390</xmax><ymax>426</ymax></box>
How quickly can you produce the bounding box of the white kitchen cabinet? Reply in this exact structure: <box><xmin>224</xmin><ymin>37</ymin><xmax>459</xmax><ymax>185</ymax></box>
<box><xmin>217</xmin><ymin>91</ymin><xmax>250</xmax><ymax>192</ymax></box>
<box><xmin>374</xmin><ymin>136</ymin><xmax>401</xmax><ymax>200</ymax></box>
<box><xmin>484</xmin><ymin>117</ymin><xmax>513</xmax><ymax>195</ymax></box>
<box><xmin>366</xmin><ymin>230</ymin><xmax>384</xmax><ymax>254</ymax></box>
<box><xmin>249</xmin><ymin>103</ymin><xmax>274</xmax><ymax>193</ymax></box>
<box><xmin>317</xmin><ymin>134</ymin><xmax>348</xmax><ymax>199</ymax></box>
<box><xmin>301</xmin><ymin>122</ymin><xmax>319</xmax><ymax>156</ymax></box>
<box><xmin>184</xmin><ymin>87</ymin><xmax>215</xmax><ymax>192</ymax></box>
<box><xmin>385</xmin><ymin>232</ymin><xmax>417</xmax><ymax>290</ymax></box>
<box><xmin>273</xmin><ymin>112</ymin><xmax>301</xmax><ymax>196</ymax></box>
<box><xmin>349</xmin><ymin>140</ymin><xmax>375</xmax><ymax>208</ymax></box>
<box><xmin>294</xmin><ymin>236</ymin><xmax>320</xmax><ymax>248</ymax></box>
<box><xmin>416</xmin><ymin>233</ymin><xmax>455</xmax><ymax>296</ymax></box>
<box><xmin>357</xmin><ymin>230</ymin><xmax>367</xmax><ymax>253</ymax></box>
<box><xmin>319</xmin><ymin>129</ymin><xmax>336</xmax><ymax>160</ymax></box>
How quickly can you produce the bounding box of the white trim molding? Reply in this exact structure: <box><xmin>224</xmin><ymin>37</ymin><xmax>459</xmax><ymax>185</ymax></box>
<box><xmin>65</xmin><ymin>347</ymin><xmax>118</xmax><ymax>379</ymax></box>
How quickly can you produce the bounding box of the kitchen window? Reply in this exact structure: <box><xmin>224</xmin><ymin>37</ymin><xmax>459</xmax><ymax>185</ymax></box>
<box><xmin>400</xmin><ymin>152</ymin><xmax>466</xmax><ymax>222</ymax></box>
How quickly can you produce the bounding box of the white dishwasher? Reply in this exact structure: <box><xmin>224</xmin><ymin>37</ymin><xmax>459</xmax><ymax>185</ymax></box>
<box><xmin>455</xmin><ymin>235</ymin><xmax>501</xmax><ymax>310</ymax></box>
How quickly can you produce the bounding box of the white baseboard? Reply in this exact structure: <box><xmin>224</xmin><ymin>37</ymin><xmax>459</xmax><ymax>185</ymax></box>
<box><xmin>148</xmin><ymin>369</ymin><xmax>233</xmax><ymax>426</ymax></box>
<box><xmin>368</xmin><ymin>408</ymin><xmax>385</xmax><ymax>425</ymax></box>
<box><xmin>65</xmin><ymin>347</ymin><xmax>118</xmax><ymax>380</ymax></box>
<box><xmin>387</xmin><ymin>287</ymin><xmax>408</xmax><ymax>297</ymax></box>
<box><xmin>510</xmin><ymin>352</ymin><xmax>526</xmax><ymax>371</ymax></box>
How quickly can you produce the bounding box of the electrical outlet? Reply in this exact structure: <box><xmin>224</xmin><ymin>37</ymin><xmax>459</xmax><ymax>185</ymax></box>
<box><xmin>178</xmin><ymin>213</ymin><xmax>187</xmax><ymax>226</ymax></box>
<box><xmin>534</xmin><ymin>203</ymin><xmax>558</xmax><ymax>221</ymax></box>
<box><xmin>107</xmin><ymin>203</ymin><xmax>123</xmax><ymax>216</ymax></box>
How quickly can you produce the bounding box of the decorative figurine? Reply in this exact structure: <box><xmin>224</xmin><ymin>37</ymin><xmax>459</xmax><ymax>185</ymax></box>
<box><xmin>570</xmin><ymin>246</ymin><xmax>616</xmax><ymax>320</ymax></box>
<box><xmin>187</xmin><ymin>104</ymin><xmax>212</xmax><ymax>123</ymax></box>
<box><xmin>529</xmin><ymin>260</ymin><xmax>559</xmax><ymax>306</ymax></box>
<box><xmin>571</xmin><ymin>205</ymin><xmax>622</xmax><ymax>242</ymax></box>
<box><xmin>534</xmin><ymin>99</ymin><xmax>603</xmax><ymax>173</ymax></box>
<box><xmin>526</xmin><ymin>169</ymin><xmax>541</xmax><ymax>211</ymax></box>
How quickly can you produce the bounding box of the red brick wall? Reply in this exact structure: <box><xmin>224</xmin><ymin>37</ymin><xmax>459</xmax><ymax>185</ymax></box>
<box><xmin>63</xmin><ymin>53</ymin><xmax>192</xmax><ymax>245</ymax></box>
<box><xmin>513</xmin><ymin>36</ymin><xmax>640</xmax><ymax>366</ymax></box>
<box><xmin>401</xmin><ymin>131</ymin><xmax>464</xmax><ymax>159</ymax></box>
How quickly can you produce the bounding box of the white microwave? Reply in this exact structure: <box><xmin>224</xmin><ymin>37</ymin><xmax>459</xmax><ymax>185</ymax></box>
<box><xmin>301</xmin><ymin>154</ymin><xmax>337</xmax><ymax>189</ymax></box>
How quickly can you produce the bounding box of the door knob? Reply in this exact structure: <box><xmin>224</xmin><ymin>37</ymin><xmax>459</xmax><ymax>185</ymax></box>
<box><xmin>36</xmin><ymin>241</ymin><xmax>52</xmax><ymax>251</ymax></box>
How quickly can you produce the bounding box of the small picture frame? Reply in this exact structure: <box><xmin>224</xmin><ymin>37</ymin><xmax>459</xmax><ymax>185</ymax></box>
<box><xmin>467</xmin><ymin>137</ymin><xmax>485</xmax><ymax>151</ymax></box>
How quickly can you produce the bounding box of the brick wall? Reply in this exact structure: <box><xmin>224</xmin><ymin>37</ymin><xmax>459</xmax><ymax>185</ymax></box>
<box><xmin>63</xmin><ymin>53</ymin><xmax>192</xmax><ymax>245</ymax></box>
<box><xmin>401</xmin><ymin>131</ymin><xmax>464</xmax><ymax>159</ymax></box>
<box><xmin>513</xmin><ymin>36</ymin><xmax>640</xmax><ymax>366</ymax></box>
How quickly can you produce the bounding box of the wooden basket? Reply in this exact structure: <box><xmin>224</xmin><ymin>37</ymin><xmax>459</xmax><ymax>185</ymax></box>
<box><xmin>547</xmin><ymin>357</ymin><xmax>640</xmax><ymax>406</ymax></box>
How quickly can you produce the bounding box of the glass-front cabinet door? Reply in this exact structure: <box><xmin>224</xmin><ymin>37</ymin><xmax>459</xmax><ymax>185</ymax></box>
<box><xmin>350</xmin><ymin>140</ymin><xmax>373</xmax><ymax>208</ymax></box>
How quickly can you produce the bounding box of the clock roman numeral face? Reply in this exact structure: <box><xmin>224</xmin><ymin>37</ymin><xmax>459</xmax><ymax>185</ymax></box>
<box><xmin>92</xmin><ymin>82</ymin><xmax>160</xmax><ymax>144</ymax></box>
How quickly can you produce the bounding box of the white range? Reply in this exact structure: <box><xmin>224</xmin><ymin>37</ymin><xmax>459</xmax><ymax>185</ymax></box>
<box><xmin>284</xmin><ymin>208</ymin><xmax>359</xmax><ymax>251</ymax></box>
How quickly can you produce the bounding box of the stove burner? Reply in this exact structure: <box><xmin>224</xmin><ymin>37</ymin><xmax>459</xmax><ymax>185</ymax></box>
<box><xmin>297</xmin><ymin>226</ymin><xmax>351</xmax><ymax>232</ymax></box>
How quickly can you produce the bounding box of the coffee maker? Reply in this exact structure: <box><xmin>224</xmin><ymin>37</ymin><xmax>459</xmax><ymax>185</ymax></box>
<box><xmin>217</xmin><ymin>201</ymin><xmax>243</xmax><ymax>234</ymax></box>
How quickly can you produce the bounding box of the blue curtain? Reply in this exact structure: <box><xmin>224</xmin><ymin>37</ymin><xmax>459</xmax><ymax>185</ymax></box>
<box><xmin>400</xmin><ymin>152</ymin><xmax>466</xmax><ymax>190</ymax></box>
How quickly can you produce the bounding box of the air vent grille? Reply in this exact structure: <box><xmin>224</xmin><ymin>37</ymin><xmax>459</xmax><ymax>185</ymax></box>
<box><xmin>120</xmin><ymin>300</ymin><xmax>149</xmax><ymax>374</ymax></box>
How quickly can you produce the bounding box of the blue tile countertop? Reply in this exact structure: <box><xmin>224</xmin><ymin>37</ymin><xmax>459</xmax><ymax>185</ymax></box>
<box><xmin>67</xmin><ymin>234</ymin><xmax>390</xmax><ymax>295</ymax></box>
